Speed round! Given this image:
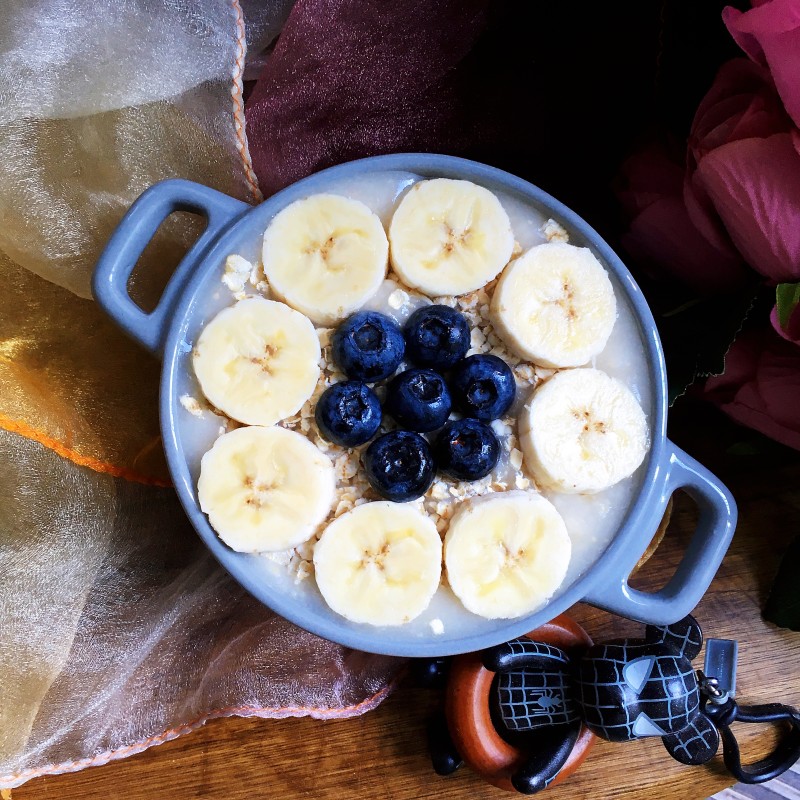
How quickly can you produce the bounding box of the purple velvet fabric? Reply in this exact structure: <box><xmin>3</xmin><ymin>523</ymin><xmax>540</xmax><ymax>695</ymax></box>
<box><xmin>245</xmin><ymin>0</ymin><xmax>488</xmax><ymax>196</ymax></box>
<box><xmin>245</xmin><ymin>0</ymin><xmax>660</xmax><ymax>223</ymax></box>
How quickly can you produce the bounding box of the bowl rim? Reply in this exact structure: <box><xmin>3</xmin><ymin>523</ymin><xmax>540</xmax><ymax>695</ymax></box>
<box><xmin>160</xmin><ymin>153</ymin><xmax>668</xmax><ymax>657</ymax></box>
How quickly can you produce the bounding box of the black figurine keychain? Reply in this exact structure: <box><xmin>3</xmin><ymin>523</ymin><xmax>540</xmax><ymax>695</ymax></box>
<box><xmin>419</xmin><ymin>615</ymin><xmax>800</xmax><ymax>794</ymax></box>
<box><xmin>694</xmin><ymin>637</ymin><xmax>800</xmax><ymax>783</ymax></box>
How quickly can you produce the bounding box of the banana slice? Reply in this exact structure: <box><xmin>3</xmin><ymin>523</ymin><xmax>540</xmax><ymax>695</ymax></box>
<box><xmin>198</xmin><ymin>426</ymin><xmax>335</xmax><ymax>553</ymax></box>
<box><xmin>193</xmin><ymin>296</ymin><xmax>320</xmax><ymax>427</ymax></box>
<box><xmin>261</xmin><ymin>194</ymin><xmax>389</xmax><ymax>325</ymax></box>
<box><xmin>313</xmin><ymin>501</ymin><xmax>442</xmax><ymax>626</ymax></box>
<box><xmin>444</xmin><ymin>491</ymin><xmax>571</xmax><ymax>619</ymax></box>
<box><xmin>491</xmin><ymin>242</ymin><xmax>617</xmax><ymax>368</ymax></box>
<box><xmin>519</xmin><ymin>368</ymin><xmax>649</xmax><ymax>494</ymax></box>
<box><xmin>389</xmin><ymin>179</ymin><xmax>514</xmax><ymax>296</ymax></box>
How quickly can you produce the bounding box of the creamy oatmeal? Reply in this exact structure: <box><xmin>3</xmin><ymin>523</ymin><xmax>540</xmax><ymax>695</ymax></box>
<box><xmin>176</xmin><ymin>169</ymin><xmax>652</xmax><ymax>631</ymax></box>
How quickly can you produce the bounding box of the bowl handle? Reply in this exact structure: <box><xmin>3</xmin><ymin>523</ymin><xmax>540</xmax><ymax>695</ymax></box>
<box><xmin>92</xmin><ymin>179</ymin><xmax>250</xmax><ymax>356</ymax></box>
<box><xmin>583</xmin><ymin>440</ymin><xmax>737</xmax><ymax>625</ymax></box>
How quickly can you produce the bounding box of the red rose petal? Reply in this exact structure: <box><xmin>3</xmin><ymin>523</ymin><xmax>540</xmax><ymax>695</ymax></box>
<box><xmin>724</xmin><ymin>0</ymin><xmax>800</xmax><ymax>128</ymax></box>
<box><xmin>705</xmin><ymin>325</ymin><xmax>800</xmax><ymax>451</ymax></box>
<box><xmin>621</xmin><ymin>195</ymin><xmax>747</xmax><ymax>294</ymax></box>
<box><xmin>771</xmin><ymin>302</ymin><xmax>800</xmax><ymax>344</ymax></box>
<box><xmin>695</xmin><ymin>133</ymin><xmax>800</xmax><ymax>282</ymax></box>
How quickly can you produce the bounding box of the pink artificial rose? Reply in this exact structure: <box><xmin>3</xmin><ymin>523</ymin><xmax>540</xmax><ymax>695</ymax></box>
<box><xmin>704</xmin><ymin>325</ymin><xmax>800</xmax><ymax>450</ymax></box>
<box><xmin>694</xmin><ymin>131</ymin><xmax>800</xmax><ymax>283</ymax></box>
<box><xmin>621</xmin><ymin>43</ymin><xmax>800</xmax><ymax>291</ymax></box>
<box><xmin>723</xmin><ymin>0</ymin><xmax>800</xmax><ymax>128</ymax></box>
<box><xmin>771</xmin><ymin>295</ymin><xmax>800</xmax><ymax>345</ymax></box>
<box><xmin>684</xmin><ymin>58</ymin><xmax>792</xmax><ymax>261</ymax></box>
<box><xmin>618</xmin><ymin>144</ymin><xmax>748</xmax><ymax>295</ymax></box>
<box><xmin>617</xmin><ymin>53</ymin><xmax>800</xmax><ymax>294</ymax></box>
<box><xmin>620</xmin><ymin>3</ymin><xmax>800</xmax><ymax>451</ymax></box>
<box><xmin>684</xmin><ymin>55</ymin><xmax>800</xmax><ymax>284</ymax></box>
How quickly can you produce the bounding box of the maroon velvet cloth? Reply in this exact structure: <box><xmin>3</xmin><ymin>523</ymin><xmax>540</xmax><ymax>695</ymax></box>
<box><xmin>245</xmin><ymin>0</ymin><xmax>661</xmax><ymax>224</ymax></box>
<box><xmin>245</xmin><ymin>0</ymin><xmax>489</xmax><ymax>197</ymax></box>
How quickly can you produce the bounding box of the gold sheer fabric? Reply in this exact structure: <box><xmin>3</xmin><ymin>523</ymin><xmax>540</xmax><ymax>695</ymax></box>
<box><xmin>0</xmin><ymin>1</ymin><xmax>399</xmax><ymax>788</ymax></box>
<box><xmin>1</xmin><ymin>433</ymin><xmax>396</xmax><ymax>787</ymax></box>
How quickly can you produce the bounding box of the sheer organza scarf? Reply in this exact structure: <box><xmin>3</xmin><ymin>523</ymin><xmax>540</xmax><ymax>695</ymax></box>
<box><xmin>0</xmin><ymin>1</ymin><xmax>403</xmax><ymax>787</ymax></box>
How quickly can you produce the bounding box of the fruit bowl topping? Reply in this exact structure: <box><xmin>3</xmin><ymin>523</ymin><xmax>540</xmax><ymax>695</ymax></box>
<box><xmin>315</xmin><ymin>380</ymin><xmax>382</xmax><ymax>448</ymax></box>
<box><xmin>364</xmin><ymin>430</ymin><xmax>436</xmax><ymax>502</ymax></box>
<box><xmin>450</xmin><ymin>354</ymin><xmax>516</xmax><ymax>421</ymax></box>
<box><xmin>403</xmin><ymin>304</ymin><xmax>470</xmax><ymax>370</ymax></box>
<box><xmin>434</xmin><ymin>418</ymin><xmax>500</xmax><ymax>481</ymax></box>
<box><xmin>389</xmin><ymin>178</ymin><xmax>514</xmax><ymax>296</ymax></box>
<box><xmin>313</xmin><ymin>501</ymin><xmax>442</xmax><ymax>626</ymax></box>
<box><xmin>261</xmin><ymin>193</ymin><xmax>388</xmax><ymax>326</ymax></box>
<box><xmin>491</xmin><ymin>242</ymin><xmax>617</xmax><ymax>368</ymax></box>
<box><xmin>384</xmin><ymin>368</ymin><xmax>452</xmax><ymax>432</ymax></box>
<box><xmin>193</xmin><ymin>296</ymin><xmax>320</xmax><ymax>427</ymax></box>
<box><xmin>331</xmin><ymin>310</ymin><xmax>405</xmax><ymax>383</ymax></box>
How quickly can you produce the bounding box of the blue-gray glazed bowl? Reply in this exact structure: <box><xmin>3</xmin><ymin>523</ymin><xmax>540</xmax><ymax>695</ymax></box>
<box><xmin>93</xmin><ymin>154</ymin><xmax>737</xmax><ymax>657</ymax></box>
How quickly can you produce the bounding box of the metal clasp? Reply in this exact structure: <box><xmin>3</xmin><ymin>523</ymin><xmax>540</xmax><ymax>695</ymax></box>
<box><xmin>697</xmin><ymin>670</ymin><xmax>730</xmax><ymax>705</ymax></box>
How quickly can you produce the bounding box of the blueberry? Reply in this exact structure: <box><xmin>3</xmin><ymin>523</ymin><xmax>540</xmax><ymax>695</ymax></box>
<box><xmin>385</xmin><ymin>368</ymin><xmax>452</xmax><ymax>432</ymax></box>
<box><xmin>315</xmin><ymin>381</ymin><xmax>382</xmax><ymax>447</ymax></box>
<box><xmin>450</xmin><ymin>354</ymin><xmax>515</xmax><ymax>421</ymax></box>
<box><xmin>404</xmin><ymin>305</ymin><xmax>470</xmax><ymax>370</ymax></box>
<box><xmin>332</xmin><ymin>311</ymin><xmax>405</xmax><ymax>382</ymax></box>
<box><xmin>364</xmin><ymin>431</ymin><xmax>435</xmax><ymax>502</ymax></box>
<box><xmin>434</xmin><ymin>418</ymin><xmax>500</xmax><ymax>481</ymax></box>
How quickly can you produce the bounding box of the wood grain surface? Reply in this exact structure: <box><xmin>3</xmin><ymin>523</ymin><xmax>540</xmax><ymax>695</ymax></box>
<box><xmin>15</xmin><ymin>403</ymin><xmax>800</xmax><ymax>800</ymax></box>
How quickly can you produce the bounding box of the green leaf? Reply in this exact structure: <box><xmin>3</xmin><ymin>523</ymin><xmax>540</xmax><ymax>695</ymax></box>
<box><xmin>659</xmin><ymin>281</ymin><xmax>763</xmax><ymax>405</ymax></box>
<box><xmin>776</xmin><ymin>282</ymin><xmax>800</xmax><ymax>330</ymax></box>
<box><xmin>764</xmin><ymin>537</ymin><xmax>800</xmax><ymax>631</ymax></box>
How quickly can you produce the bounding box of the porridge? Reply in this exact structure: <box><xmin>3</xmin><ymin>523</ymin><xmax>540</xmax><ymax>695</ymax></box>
<box><xmin>178</xmin><ymin>170</ymin><xmax>652</xmax><ymax>629</ymax></box>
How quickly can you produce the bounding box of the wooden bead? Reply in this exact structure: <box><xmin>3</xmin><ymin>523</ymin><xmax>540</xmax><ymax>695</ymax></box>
<box><xmin>444</xmin><ymin>614</ymin><xmax>596</xmax><ymax>792</ymax></box>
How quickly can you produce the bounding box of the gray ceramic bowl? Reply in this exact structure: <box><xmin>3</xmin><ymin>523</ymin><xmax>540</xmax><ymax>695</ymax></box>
<box><xmin>93</xmin><ymin>154</ymin><xmax>736</xmax><ymax>657</ymax></box>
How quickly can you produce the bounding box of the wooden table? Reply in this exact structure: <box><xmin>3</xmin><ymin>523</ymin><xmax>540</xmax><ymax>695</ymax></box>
<box><xmin>15</xmin><ymin>403</ymin><xmax>800</xmax><ymax>800</ymax></box>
